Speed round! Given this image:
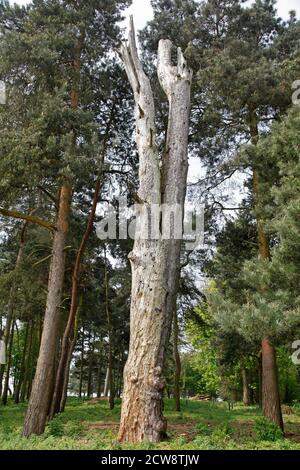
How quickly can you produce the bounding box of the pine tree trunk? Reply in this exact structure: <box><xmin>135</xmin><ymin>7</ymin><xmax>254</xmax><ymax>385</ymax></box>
<box><xmin>2</xmin><ymin>321</ymin><xmax>15</xmax><ymax>405</ymax></box>
<box><xmin>249</xmin><ymin>107</ymin><xmax>283</xmax><ymax>430</ymax></box>
<box><xmin>240</xmin><ymin>357</ymin><xmax>251</xmax><ymax>407</ymax></box>
<box><xmin>173</xmin><ymin>310</ymin><xmax>181</xmax><ymax>412</ymax></box>
<box><xmin>23</xmin><ymin>184</ymin><xmax>72</xmax><ymax>437</ymax></box>
<box><xmin>78</xmin><ymin>330</ymin><xmax>85</xmax><ymax>398</ymax></box>
<box><xmin>14</xmin><ymin>322</ymin><xmax>29</xmax><ymax>404</ymax></box>
<box><xmin>20</xmin><ymin>321</ymin><xmax>34</xmax><ymax>403</ymax></box>
<box><xmin>118</xmin><ymin>19</ymin><xmax>192</xmax><ymax>443</ymax></box>
<box><xmin>105</xmin><ymin>258</ymin><xmax>115</xmax><ymax>410</ymax></box>
<box><xmin>49</xmin><ymin>178</ymin><xmax>102</xmax><ymax>418</ymax></box>
<box><xmin>0</xmin><ymin>218</ymin><xmax>29</xmax><ymax>397</ymax></box>
<box><xmin>262</xmin><ymin>338</ymin><xmax>284</xmax><ymax>430</ymax></box>
<box><xmin>103</xmin><ymin>367</ymin><xmax>110</xmax><ymax>398</ymax></box>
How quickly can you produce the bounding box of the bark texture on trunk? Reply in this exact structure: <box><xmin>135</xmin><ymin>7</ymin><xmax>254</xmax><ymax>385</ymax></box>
<box><xmin>118</xmin><ymin>18</ymin><xmax>192</xmax><ymax>443</ymax></box>
<box><xmin>262</xmin><ymin>338</ymin><xmax>284</xmax><ymax>430</ymax></box>
<box><xmin>23</xmin><ymin>185</ymin><xmax>72</xmax><ymax>437</ymax></box>
<box><xmin>240</xmin><ymin>357</ymin><xmax>251</xmax><ymax>407</ymax></box>
<box><xmin>173</xmin><ymin>310</ymin><xmax>181</xmax><ymax>412</ymax></box>
<box><xmin>49</xmin><ymin>178</ymin><xmax>102</xmax><ymax>418</ymax></box>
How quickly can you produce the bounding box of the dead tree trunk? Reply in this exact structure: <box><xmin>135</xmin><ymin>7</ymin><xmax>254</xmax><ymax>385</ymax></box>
<box><xmin>118</xmin><ymin>18</ymin><xmax>192</xmax><ymax>443</ymax></box>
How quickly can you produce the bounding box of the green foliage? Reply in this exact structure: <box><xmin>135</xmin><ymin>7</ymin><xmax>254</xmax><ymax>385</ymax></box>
<box><xmin>47</xmin><ymin>416</ymin><xmax>64</xmax><ymax>437</ymax></box>
<box><xmin>255</xmin><ymin>417</ymin><xmax>283</xmax><ymax>442</ymax></box>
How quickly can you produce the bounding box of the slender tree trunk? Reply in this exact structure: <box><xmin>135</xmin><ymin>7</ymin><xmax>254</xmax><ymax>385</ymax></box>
<box><xmin>87</xmin><ymin>333</ymin><xmax>95</xmax><ymax>398</ymax></box>
<box><xmin>78</xmin><ymin>329</ymin><xmax>85</xmax><ymax>398</ymax></box>
<box><xmin>240</xmin><ymin>356</ymin><xmax>251</xmax><ymax>407</ymax></box>
<box><xmin>104</xmin><ymin>257</ymin><xmax>115</xmax><ymax>410</ymax></box>
<box><xmin>249</xmin><ymin>107</ymin><xmax>283</xmax><ymax>430</ymax></box>
<box><xmin>23</xmin><ymin>184</ymin><xmax>72</xmax><ymax>437</ymax></box>
<box><xmin>2</xmin><ymin>321</ymin><xmax>15</xmax><ymax>405</ymax></box>
<box><xmin>20</xmin><ymin>321</ymin><xmax>34</xmax><ymax>403</ymax></box>
<box><xmin>49</xmin><ymin>178</ymin><xmax>102</xmax><ymax>418</ymax></box>
<box><xmin>14</xmin><ymin>322</ymin><xmax>29</xmax><ymax>404</ymax></box>
<box><xmin>60</xmin><ymin>305</ymin><xmax>80</xmax><ymax>412</ymax></box>
<box><xmin>0</xmin><ymin>218</ymin><xmax>29</xmax><ymax>397</ymax></box>
<box><xmin>118</xmin><ymin>19</ymin><xmax>192</xmax><ymax>443</ymax></box>
<box><xmin>103</xmin><ymin>367</ymin><xmax>110</xmax><ymax>398</ymax></box>
<box><xmin>173</xmin><ymin>310</ymin><xmax>181</xmax><ymax>412</ymax></box>
<box><xmin>97</xmin><ymin>362</ymin><xmax>102</xmax><ymax>398</ymax></box>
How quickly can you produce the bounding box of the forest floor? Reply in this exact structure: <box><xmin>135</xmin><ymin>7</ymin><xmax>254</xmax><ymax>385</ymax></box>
<box><xmin>1</xmin><ymin>398</ymin><xmax>300</xmax><ymax>450</ymax></box>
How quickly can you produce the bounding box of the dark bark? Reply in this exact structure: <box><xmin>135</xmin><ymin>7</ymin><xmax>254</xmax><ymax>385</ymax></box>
<box><xmin>262</xmin><ymin>338</ymin><xmax>284</xmax><ymax>430</ymax></box>
<box><xmin>105</xmin><ymin>258</ymin><xmax>115</xmax><ymax>410</ymax></box>
<box><xmin>2</xmin><ymin>321</ymin><xmax>15</xmax><ymax>405</ymax></box>
<box><xmin>173</xmin><ymin>310</ymin><xmax>181</xmax><ymax>412</ymax></box>
<box><xmin>14</xmin><ymin>322</ymin><xmax>29</xmax><ymax>404</ymax></box>
<box><xmin>240</xmin><ymin>356</ymin><xmax>251</xmax><ymax>407</ymax></box>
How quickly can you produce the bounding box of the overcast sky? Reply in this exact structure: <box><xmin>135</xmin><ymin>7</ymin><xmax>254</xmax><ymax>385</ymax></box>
<box><xmin>12</xmin><ymin>0</ymin><xmax>300</xmax><ymax>31</ymax></box>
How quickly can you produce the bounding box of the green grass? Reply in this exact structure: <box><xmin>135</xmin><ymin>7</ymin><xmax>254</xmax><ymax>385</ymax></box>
<box><xmin>1</xmin><ymin>398</ymin><xmax>300</xmax><ymax>450</ymax></box>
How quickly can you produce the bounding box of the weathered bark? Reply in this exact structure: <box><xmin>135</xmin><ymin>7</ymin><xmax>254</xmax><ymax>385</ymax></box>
<box><xmin>240</xmin><ymin>356</ymin><xmax>251</xmax><ymax>407</ymax></box>
<box><xmin>173</xmin><ymin>310</ymin><xmax>181</xmax><ymax>412</ymax></box>
<box><xmin>49</xmin><ymin>178</ymin><xmax>102</xmax><ymax>418</ymax></box>
<box><xmin>249</xmin><ymin>107</ymin><xmax>283</xmax><ymax>430</ymax></box>
<box><xmin>262</xmin><ymin>338</ymin><xmax>284</xmax><ymax>430</ymax></box>
<box><xmin>118</xmin><ymin>18</ymin><xmax>192</xmax><ymax>443</ymax></box>
<box><xmin>23</xmin><ymin>184</ymin><xmax>72</xmax><ymax>437</ymax></box>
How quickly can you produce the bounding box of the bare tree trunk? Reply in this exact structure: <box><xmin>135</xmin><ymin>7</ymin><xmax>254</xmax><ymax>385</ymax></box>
<box><xmin>262</xmin><ymin>338</ymin><xmax>283</xmax><ymax>430</ymax></box>
<box><xmin>118</xmin><ymin>18</ymin><xmax>192</xmax><ymax>443</ymax></box>
<box><xmin>78</xmin><ymin>329</ymin><xmax>85</xmax><ymax>398</ymax></box>
<box><xmin>60</xmin><ymin>305</ymin><xmax>80</xmax><ymax>412</ymax></box>
<box><xmin>20</xmin><ymin>321</ymin><xmax>34</xmax><ymax>403</ymax></box>
<box><xmin>240</xmin><ymin>356</ymin><xmax>251</xmax><ymax>407</ymax></box>
<box><xmin>23</xmin><ymin>184</ymin><xmax>72</xmax><ymax>437</ymax></box>
<box><xmin>249</xmin><ymin>107</ymin><xmax>283</xmax><ymax>430</ymax></box>
<box><xmin>103</xmin><ymin>367</ymin><xmax>110</xmax><ymax>398</ymax></box>
<box><xmin>173</xmin><ymin>310</ymin><xmax>181</xmax><ymax>412</ymax></box>
<box><xmin>14</xmin><ymin>322</ymin><xmax>29</xmax><ymax>404</ymax></box>
<box><xmin>104</xmin><ymin>256</ymin><xmax>115</xmax><ymax>410</ymax></box>
<box><xmin>0</xmin><ymin>217</ymin><xmax>30</xmax><ymax>397</ymax></box>
<box><xmin>2</xmin><ymin>321</ymin><xmax>15</xmax><ymax>405</ymax></box>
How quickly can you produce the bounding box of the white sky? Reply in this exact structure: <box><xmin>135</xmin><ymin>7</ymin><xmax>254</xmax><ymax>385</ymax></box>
<box><xmin>12</xmin><ymin>0</ymin><xmax>300</xmax><ymax>30</ymax></box>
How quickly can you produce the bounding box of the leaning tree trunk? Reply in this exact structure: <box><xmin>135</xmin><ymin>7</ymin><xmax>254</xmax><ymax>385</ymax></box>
<box><xmin>249</xmin><ymin>107</ymin><xmax>283</xmax><ymax>430</ymax></box>
<box><xmin>118</xmin><ymin>18</ymin><xmax>192</xmax><ymax>443</ymax></box>
<box><xmin>23</xmin><ymin>185</ymin><xmax>72</xmax><ymax>437</ymax></box>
